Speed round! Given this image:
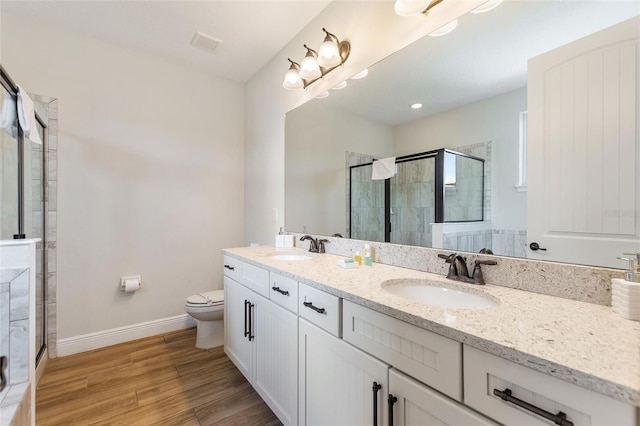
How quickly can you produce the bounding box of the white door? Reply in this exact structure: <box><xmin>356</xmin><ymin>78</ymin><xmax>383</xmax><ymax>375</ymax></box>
<box><xmin>223</xmin><ymin>276</ymin><xmax>253</xmax><ymax>381</ymax></box>
<box><xmin>389</xmin><ymin>369</ymin><xmax>497</xmax><ymax>426</ymax></box>
<box><xmin>254</xmin><ymin>298</ymin><xmax>298</xmax><ymax>426</ymax></box>
<box><xmin>527</xmin><ymin>17</ymin><xmax>640</xmax><ymax>267</ymax></box>
<box><xmin>299</xmin><ymin>319</ymin><xmax>389</xmax><ymax>426</ymax></box>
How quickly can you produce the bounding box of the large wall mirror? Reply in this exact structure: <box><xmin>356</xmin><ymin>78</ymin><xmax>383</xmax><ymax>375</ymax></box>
<box><xmin>285</xmin><ymin>1</ymin><xmax>639</xmax><ymax>269</ymax></box>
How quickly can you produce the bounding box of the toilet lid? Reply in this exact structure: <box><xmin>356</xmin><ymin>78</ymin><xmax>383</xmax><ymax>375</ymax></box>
<box><xmin>187</xmin><ymin>290</ymin><xmax>224</xmax><ymax>305</ymax></box>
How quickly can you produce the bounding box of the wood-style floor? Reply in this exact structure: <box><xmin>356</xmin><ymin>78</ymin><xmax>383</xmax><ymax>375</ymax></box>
<box><xmin>35</xmin><ymin>328</ymin><xmax>282</xmax><ymax>425</ymax></box>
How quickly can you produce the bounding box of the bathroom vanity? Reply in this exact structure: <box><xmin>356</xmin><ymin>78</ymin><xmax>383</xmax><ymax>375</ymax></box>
<box><xmin>223</xmin><ymin>245</ymin><xmax>639</xmax><ymax>426</ymax></box>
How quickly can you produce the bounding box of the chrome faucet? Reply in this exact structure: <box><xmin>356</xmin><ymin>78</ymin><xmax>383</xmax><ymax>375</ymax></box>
<box><xmin>618</xmin><ymin>253</ymin><xmax>640</xmax><ymax>282</ymax></box>
<box><xmin>300</xmin><ymin>235</ymin><xmax>319</xmax><ymax>253</ymax></box>
<box><xmin>438</xmin><ymin>253</ymin><xmax>497</xmax><ymax>285</ymax></box>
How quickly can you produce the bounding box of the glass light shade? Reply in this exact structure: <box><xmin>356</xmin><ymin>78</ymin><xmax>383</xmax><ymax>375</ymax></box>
<box><xmin>299</xmin><ymin>54</ymin><xmax>321</xmax><ymax>80</ymax></box>
<box><xmin>350</xmin><ymin>69</ymin><xmax>369</xmax><ymax>80</ymax></box>
<box><xmin>317</xmin><ymin>39</ymin><xmax>341</xmax><ymax>68</ymax></box>
<box><xmin>394</xmin><ymin>0</ymin><xmax>431</xmax><ymax>16</ymax></box>
<box><xmin>429</xmin><ymin>19</ymin><xmax>458</xmax><ymax>37</ymax></box>
<box><xmin>282</xmin><ymin>68</ymin><xmax>303</xmax><ymax>90</ymax></box>
<box><xmin>316</xmin><ymin>91</ymin><xmax>330</xmax><ymax>99</ymax></box>
<box><xmin>332</xmin><ymin>81</ymin><xmax>347</xmax><ymax>90</ymax></box>
<box><xmin>471</xmin><ymin>0</ymin><xmax>503</xmax><ymax>13</ymax></box>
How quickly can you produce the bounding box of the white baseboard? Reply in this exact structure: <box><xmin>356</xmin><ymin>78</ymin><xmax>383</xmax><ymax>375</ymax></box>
<box><xmin>56</xmin><ymin>314</ymin><xmax>196</xmax><ymax>357</ymax></box>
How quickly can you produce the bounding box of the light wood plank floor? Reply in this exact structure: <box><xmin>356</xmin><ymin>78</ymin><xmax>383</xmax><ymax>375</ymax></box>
<box><xmin>36</xmin><ymin>328</ymin><xmax>282</xmax><ymax>425</ymax></box>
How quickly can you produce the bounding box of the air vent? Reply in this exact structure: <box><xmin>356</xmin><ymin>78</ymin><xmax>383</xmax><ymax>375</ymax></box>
<box><xmin>190</xmin><ymin>32</ymin><xmax>222</xmax><ymax>53</ymax></box>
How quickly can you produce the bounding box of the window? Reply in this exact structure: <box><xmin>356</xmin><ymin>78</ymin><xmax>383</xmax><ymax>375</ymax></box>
<box><xmin>516</xmin><ymin>110</ymin><xmax>527</xmax><ymax>191</ymax></box>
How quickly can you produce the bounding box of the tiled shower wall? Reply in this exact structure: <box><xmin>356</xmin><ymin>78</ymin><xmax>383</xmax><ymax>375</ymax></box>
<box><xmin>390</xmin><ymin>157</ymin><xmax>436</xmax><ymax>247</ymax></box>
<box><xmin>347</xmin><ymin>152</ymin><xmax>385</xmax><ymax>241</ymax></box>
<box><xmin>31</xmin><ymin>95</ymin><xmax>58</xmax><ymax>359</ymax></box>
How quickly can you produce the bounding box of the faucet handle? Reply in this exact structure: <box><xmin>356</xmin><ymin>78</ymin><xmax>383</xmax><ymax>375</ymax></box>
<box><xmin>475</xmin><ymin>259</ymin><xmax>498</xmax><ymax>266</ymax></box>
<box><xmin>438</xmin><ymin>253</ymin><xmax>455</xmax><ymax>262</ymax></box>
<box><xmin>471</xmin><ymin>260</ymin><xmax>496</xmax><ymax>285</ymax></box>
<box><xmin>318</xmin><ymin>239</ymin><xmax>329</xmax><ymax>253</ymax></box>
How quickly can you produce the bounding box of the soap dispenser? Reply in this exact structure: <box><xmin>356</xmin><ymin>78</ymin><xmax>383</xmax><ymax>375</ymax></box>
<box><xmin>612</xmin><ymin>253</ymin><xmax>640</xmax><ymax>321</ymax></box>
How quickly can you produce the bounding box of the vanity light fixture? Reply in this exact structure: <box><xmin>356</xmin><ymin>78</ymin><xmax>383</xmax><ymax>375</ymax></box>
<box><xmin>299</xmin><ymin>45</ymin><xmax>322</xmax><ymax>80</ymax></box>
<box><xmin>282</xmin><ymin>28</ymin><xmax>351</xmax><ymax>90</ymax></box>
<box><xmin>429</xmin><ymin>19</ymin><xmax>459</xmax><ymax>37</ymax></box>
<box><xmin>332</xmin><ymin>81</ymin><xmax>348</xmax><ymax>90</ymax></box>
<box><xmin>394</xmin><ymin>0</ymin><xmax>443</xmax><ymax>17</ymax></box>
<box><xmin>350</xmin><ymin>69</ymin><xmax>369</xmax><ymax>80</ymax></box>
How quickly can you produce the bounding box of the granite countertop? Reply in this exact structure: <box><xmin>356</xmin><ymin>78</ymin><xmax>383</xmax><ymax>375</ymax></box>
<box><xmin>223</xmin><ymin>245</ymin><xmax>640</xmax><ymax>406</ymax></box>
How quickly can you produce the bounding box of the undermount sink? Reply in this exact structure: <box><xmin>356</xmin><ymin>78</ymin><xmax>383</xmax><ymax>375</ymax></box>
<box><xmin>382</xmin><ymin>279</ymin><xmax>498</xmax><ymax>309</ymax></box>
<box><xmin>268</xmin><ymin>252</ymin><xmax>314</xmax><ymax>261</ymax></box>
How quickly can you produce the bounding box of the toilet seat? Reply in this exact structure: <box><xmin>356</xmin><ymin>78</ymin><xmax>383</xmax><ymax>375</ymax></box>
<box><xmin>186</xmin><ymin>290</ymin><xmax>224</xmax><ymax>307</ymax></box>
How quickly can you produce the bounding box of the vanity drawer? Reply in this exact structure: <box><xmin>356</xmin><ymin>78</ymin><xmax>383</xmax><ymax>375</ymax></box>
<box><xmin>298</xmin><ymin>283</ymin><xmax>341</xmax><ymax>337</ymax></box>
<box><xmin>237</xmin><ymin>261</ymin><xmax>269</xmax><ymax>297</ymax></box>
<box><xmin>223</xmin><ymin>255</ymin><xmax>238</xmax><ymax>280</ymax></box>
<box><xmin>343</xmin><ymin>300</ymin><xmax>462</xmax><ymax>401</ymax></box>
<box><xmin>464</xmin><ymin>345</ymin><xmax>636</xmax><ymax>426</ymax></box>
<box><xmin>269</xmin><ymin>272</ymin><xmax>298</xmax><ymax>314</ymax></box>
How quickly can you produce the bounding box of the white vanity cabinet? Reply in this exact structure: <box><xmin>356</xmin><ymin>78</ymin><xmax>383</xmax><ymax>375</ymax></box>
<box><xmin>389</xmin><ymin>369</ymin><xmax>497</xmax><ymax>426</ymax></box>
<box><xmin>342</xmin><ymin>300</ymin><xmax>462</xmax><ymax>401</ymax></box>
<box><xmin>223</xmin><ymin>262</ymin><xmax>298</xmax><ymax>426</ymax></box>
<box><xmin>298</xmin><ymin>319</ymin><xmax>389</xmax><ymax>426</ymax></box>
<box><xmin>464</xmin><ymin>345</ymin><xmax>637</xmax><ymax>426</ymax></box>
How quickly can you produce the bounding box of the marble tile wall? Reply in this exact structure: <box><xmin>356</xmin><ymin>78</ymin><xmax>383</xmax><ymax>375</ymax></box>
<box><xmin>442</xmin><ymin>229</ymin><xmax>492</xmax><ymax>253</ymax></box>
<box><xmin>347</xmin><ymin>152</ymin><xmax>385</xmax><ymax>241</ymax></box>
<box><xmin>454</xmin><ymin>141</ymin><xmax>492</xmax><ymax>222</ymax></box>
<box><xmin>391</xmin><ymin>157</ymin><xmax>435</xmax><ymax>247</ymax></box>
<box><xmin>0</xmin><ymin>268</ymin><xmax>29</xmax><ymax>407</ymax></box>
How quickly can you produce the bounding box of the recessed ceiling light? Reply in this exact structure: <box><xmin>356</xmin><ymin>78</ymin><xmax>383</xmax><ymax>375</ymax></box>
<box><xmin>411</xmin><ymin>103</ymin><xmax>423</xmax><ymax>109</ymax></box>
<box><xmin>350</xmin><ymin>69</ymin><xmax>369</xmax><ymax>80</ymax></box>
<box><xmin>190</xmin><ymin>31</ymin><xmax>222</xmax><ymax>53</ymax></box>
<box><xmin>316</xmin><ymin>91</ymin><xmax>330</xmax><ymax>99</ymax></box>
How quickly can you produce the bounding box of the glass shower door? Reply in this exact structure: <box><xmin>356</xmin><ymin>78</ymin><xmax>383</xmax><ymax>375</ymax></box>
<box><xmin>24</xmin><ymin>121</ymin><xmax>46</xmax><ymax>361</ymax></box>
<box><xmin>350</xmin><ymin>164</ymin><xmax>385</xmax><ymax>242</ymax></box>
<box><xmin>0</xmin><ymin>88</ymin><xmax>19</xmax><ymax>239</ymax></box>
<box><xmin>390</xmin><ymin>157</ymin><xmax>436</xmax><ymax>247</ymax></box>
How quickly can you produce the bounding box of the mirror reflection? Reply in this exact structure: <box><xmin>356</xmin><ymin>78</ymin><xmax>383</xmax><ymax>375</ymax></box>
<box><xmin>285</xmin><ymin>1</ymin><xmax>639</xmax><ymax>268</ymax></box>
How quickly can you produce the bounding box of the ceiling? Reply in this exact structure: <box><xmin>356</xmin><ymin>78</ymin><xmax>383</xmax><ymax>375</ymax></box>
<box><xmin>1</xmin><ymin>0</ymin><xmax>331</xmax><ymax>83</ymax></box>
<box><xmin>316</xmin><ymin>0</ymin><xmax>640</xmax><ymax>126</ymax></box>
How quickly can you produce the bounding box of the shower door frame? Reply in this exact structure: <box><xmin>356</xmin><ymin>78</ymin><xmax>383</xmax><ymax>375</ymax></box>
<box><xmin>0</xmin><ymin>64</ymin><xmax>49</xmax><ymax>364</ymax></box>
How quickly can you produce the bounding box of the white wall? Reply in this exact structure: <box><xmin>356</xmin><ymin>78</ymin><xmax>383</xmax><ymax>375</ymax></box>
<box><xmin>1</xmin><ymin>15</ymin><xmax>245</xmax><ymax>340</ymax></box>
<box><xmin>285</xmin><ymin>100</ymin><xmax>393</xmax><ymax>236</ymax></box>
<box><xmin>245</xmin><ymin>0</ymin><xmax>488</xmax><ymax>245</ymax></box>
<box><xmin>394</xmin><ymin>88</ymin><xmax>527</xmax><ymax>231</ymax></box>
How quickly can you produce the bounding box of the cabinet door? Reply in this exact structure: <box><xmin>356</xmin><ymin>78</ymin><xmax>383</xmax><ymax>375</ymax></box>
<box><xmin>224</xmin><ymin>276</ymin><xmax>253</xmax><ymax>381</ymax></box>
<box><xmin>389</xmin><ymin>369</ymin><xmax>497</xmax><ymax>426</ymax></box>
<box><xmin>299</xmin><ymin>319</ymin><xmax>388</xmax><ymax>426</ymax></box>
<box><xmin>254</xmin><ymin>298</ymin><xmax>298</xmax><ymax>426</ymax></box>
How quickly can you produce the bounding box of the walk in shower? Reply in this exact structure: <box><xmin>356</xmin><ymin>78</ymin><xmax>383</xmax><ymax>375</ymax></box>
<box><xmin>1</xmin><ymin>65</ymin><xmax>56</xmax><ymax>366</ymax></box>
<box><xmin>350</xmin><ymin>149</ymin><xmax>485</xmax><ymax>247</ymax></box>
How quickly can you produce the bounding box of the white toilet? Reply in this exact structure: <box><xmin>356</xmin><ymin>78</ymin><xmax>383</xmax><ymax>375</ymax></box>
<box><xmin>184</xmin><ymin>290</ymin><xmax>225</xmax><ymax>349</ymax></box>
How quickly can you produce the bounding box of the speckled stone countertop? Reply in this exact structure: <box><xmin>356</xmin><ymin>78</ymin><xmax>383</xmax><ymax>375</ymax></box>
<box><xmin>223</xmin><ymin>246</ymin><xmax>640</xmax><ymax>406</ymax></box>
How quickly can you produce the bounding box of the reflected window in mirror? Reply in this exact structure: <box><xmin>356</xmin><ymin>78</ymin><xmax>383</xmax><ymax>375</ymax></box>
<box><xmin>517</xmin><ymin>111</ymin><xmax>528</xmax><ymax>192</ymax></box>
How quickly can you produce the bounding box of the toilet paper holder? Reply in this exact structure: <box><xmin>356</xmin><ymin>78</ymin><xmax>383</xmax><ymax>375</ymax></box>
<box><xmin>120</xmin><ymin>275</ymin><xmax>142</xmax><ymax>292</ymax></box>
